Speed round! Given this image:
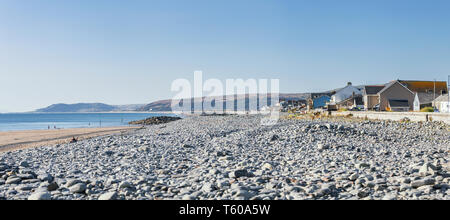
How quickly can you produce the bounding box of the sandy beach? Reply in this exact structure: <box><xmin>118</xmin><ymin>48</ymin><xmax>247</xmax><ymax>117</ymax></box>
<box><xmin>0</xmin><ymin>126</ymin><xmax>139</xmax><ymax>153</ymax></box>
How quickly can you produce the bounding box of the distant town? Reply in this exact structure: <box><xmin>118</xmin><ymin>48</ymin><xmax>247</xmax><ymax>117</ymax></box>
<box><xmin>281</xmin><ymin>79</ymin><xmax>450</xmax><ymax>113</ymax></box>
<box><xmin>34</xmin><ymin>78</ymin><xmax>450</xmax><ymax>115</ymax></box>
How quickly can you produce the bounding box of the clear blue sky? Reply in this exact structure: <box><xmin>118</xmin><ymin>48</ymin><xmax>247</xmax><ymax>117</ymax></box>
<box><xmin>1</xmin><ymin>0</ymin><xmax>450</xmax><ymax>112</ymax></box>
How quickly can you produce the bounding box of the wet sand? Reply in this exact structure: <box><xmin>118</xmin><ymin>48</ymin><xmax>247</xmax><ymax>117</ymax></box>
<box><xmin>0</xmin><ymin>126</ymin><xmax>139</xmax><ymax>153</ymax></box>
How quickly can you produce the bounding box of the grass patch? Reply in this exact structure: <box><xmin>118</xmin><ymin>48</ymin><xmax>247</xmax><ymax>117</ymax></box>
<box><xmin>420</xmin><ymin>107</ymin><xmax>434</xmax><ymax>112</ymax></box>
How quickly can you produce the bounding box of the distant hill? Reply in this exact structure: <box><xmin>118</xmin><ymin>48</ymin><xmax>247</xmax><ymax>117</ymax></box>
<box><xmin>35</xmin><ymin>103</ymin><xmax>145</xmax><ymax>113</ymax></box>
<box><xmin>138</xmin><ymin>93</ymin><xmax>312</xmax><ymax>112</ymax></box>
<box><xmin>36</xmin><ymin>85</ymin><xmax>367</xmax><ymax>113</ymax></box>
<box><xmin>138</xmin><ymin>99</ymin><xmax>173</xmax><ymax>112</ymax></box>
<box><xmin>138</xmin><ymin>84</ymin><xmax>370</xmax><ymax>112</ymax></box>
<box><xmin>113</xmin><ymin>104</ymin><xmax>146</xmax><ymax>111</ymax></box>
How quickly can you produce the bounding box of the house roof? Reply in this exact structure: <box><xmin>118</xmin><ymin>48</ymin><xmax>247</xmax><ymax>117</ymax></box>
<box><xmin>378</xmin><ymin>81</ymin><xmax>396</xmax><ymax>94</ymax></box>
<box><xmin>364</xmin><ymin>85</ymin><xmax>385</xmax><ymax>95</ymax></box>
<box><xmin>433</xmin><ymin>94</ymin><xmax>449</xmax><ymax>102</ymax></box>
<box><xmin>378</xmin><ymin>80</ymin><xmax>415</xmax><ymax>95</ymax></box>
<box><xmin>309</xmin><ymin>93</ymin><xmax>333</xmax><ymax>99</ymax></box>
<box><xmin>332</xmin><ymin>85</ymin><xmax>363</xmax><ymax>103</ymax></box>
<box><xmin>336</xmin><ymin>94</ymin><xmax>363</xmax><ymax>105</ymax></box>
<box><xmin>416</xmin><ymin>92</ymin><xmax>439</xmax><ymax>104</ymax></box>
<box><xmin>388</xmin><ymin>99</ymin><xmax>410</xmax><ymax>108</ymax></box>
<box><xmin>313</xmin><ymin>95</ymin><xmax>331</xmax><ymax>100</ymax></box>
<box><xmin>398</xmin><ymin>80</ymin><xmax>448</xmax><ymax>93</ymax></box>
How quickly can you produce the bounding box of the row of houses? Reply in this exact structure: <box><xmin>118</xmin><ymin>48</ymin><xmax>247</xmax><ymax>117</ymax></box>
<box><xmin>306</xmin><ymin>80</ymin><xmax>449</xmax><ymax>112</ymax></box>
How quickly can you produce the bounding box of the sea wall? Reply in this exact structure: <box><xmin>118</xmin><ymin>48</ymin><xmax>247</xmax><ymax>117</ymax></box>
<box><xmin>332</xmin><ymin>111</ymin><xmax>450</xmax><ymax>124</ymax></box>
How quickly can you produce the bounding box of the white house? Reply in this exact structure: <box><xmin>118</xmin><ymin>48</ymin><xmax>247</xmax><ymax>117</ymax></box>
<box><xmin>432</xmin><ymin>94</ymin><xmax>450</xmax><ymax>113</ymax></box>
<box><xmin>330</xmin><ymin>82</ymin><xmax>363</xmax><ymax>103</ymax></box>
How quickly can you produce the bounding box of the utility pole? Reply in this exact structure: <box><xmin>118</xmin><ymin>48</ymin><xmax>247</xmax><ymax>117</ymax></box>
<box><xmin>434</xmin><ymin>79</ymin><xmax>436</xmax><ymax>99</ymax></box>
<box><xmin>433</xmin><ymin>79</ymin><xmax>436</xmax><ymax>108</ymax></box>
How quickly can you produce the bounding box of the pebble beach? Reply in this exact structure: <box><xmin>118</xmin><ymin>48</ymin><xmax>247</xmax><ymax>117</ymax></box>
<box><xmin>0</xmin><ymin>115</ymin><xmax>449</xmax><ymax>200</ymax></box>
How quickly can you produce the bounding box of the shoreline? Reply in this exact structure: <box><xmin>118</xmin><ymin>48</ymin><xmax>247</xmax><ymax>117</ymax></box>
<box><xmin>0</xmin><ymin>111</ymin><xmax>177</xmax><ymax>114</ymax></box>
<box><xmin>0</xmin><ymin>126</ymin><xmax>139</xmax><ymax>153</ymax></box>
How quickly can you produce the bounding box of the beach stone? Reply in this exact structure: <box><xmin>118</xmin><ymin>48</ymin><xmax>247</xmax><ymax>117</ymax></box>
<box><xmin>34</xmin><ymin>187</ymin><xmax>50</xmax><ymax>193</ymax></box>
<box><xmin>182</xmin><ymin>194</ymin><xmax>196</xmax><ymax>200</ymax></box>
<box><xmin>18</xmin><ymin>168</ymin><xmax>34</xmax><ymax>174</ymax></box>
<box><xmin>104</xmin><ymin>151</ymin><xmax>114</xmax><ymax>156</ymax></box>
<box><xmin>22</xmin><ymin>179</ymin><xmax>41</xmax><ymax>184</ymax></box>
<box><xmin>137</xmin><ymin>146</ymin><xmax>150</xmax><ymax>152</ymax></box>
<box><xmin>411</xmin><ymin>178</ymin><xmax>435</xmax><ymax>188</ymax></box>
<box><xmin>349</xmin><ymin>173</ymin><xmax>359</xmax><ymax>181</ymax></box>
<box><xmin>37</xmin><ymin>174</ymin><xmax>53</xmax><ymax>182</ymax></box>
<box><xmin>47</xmin><ymin>182</ymin><xmax>59</xmax><ymax>191</ymax></box>
<box><xmin>270</xmin><ymin>135</ymin><xmax>279</xmax><ymax>141</ymax></box>
<box><xmin>356</xmin><ymin>163</ymin><xmax>370</xmax><ymax>169</ymax></box>
<box><xmin>66</xmin><ymin>179</ymin><xmax>82</xmax><ymax>187</ymax></box>
<box><xmin>218</xmin><ymin>156</ymin><xmax>234</xmax><ymax>161</ymax></box>
<box><xmin>201</xmin><ymin>183</ymin><xmax>216</xmax><ymax>192</ymax></box>
<box><xmin>234</xmin><ymin>190</ymin><xmax>255</xmax><ymax>200</ymax></box>
<box><xmin>119</xmin><ymin>181</ymin><xmax>133</xmax><ymax>189</ymax></box>
<box><xmin>16</xmin><ymin>173</ymin><xmax>35</xmax><ymax>180</ymax></box>
<box><xmin>262</xmin><ymin>163</ymin><xmax>273</xmax><ymax>170</ymax></box>
<box><xmin>418</xmin><ymin>163</ymin><xmax>436</xmax><ymax>177</ymax></box>
<box><xmin>69</xmin><ymin>183</ymin><xmax>87</xmax><ymax>194</ymax></box>
<box><xmin>19</xmin><ymin>161</ymin><xmax>29</xmax><ymax>167</ymax></box>
<box><xmin>216</xmin><ymin>151</ymin><xmax>228</xmax><ymax>157</ymax></box>
<box><xmin>316</xmin><ymin>184</ymin><xmax>333</xmax><ymax>197</ymax></box>
<box><xmin>317</xmin><ymin>143</ymin><xmax>329</xmax><ymax>150</ymax></box>
<box><xmin>217</xmin><ymin>179</ymin><xmax>230</xmax><ymax>188</ymax></box>
<box><xmin>98</xmin><ymin>192</ymin><xmax>118</xmax><ymax>200</ymax></box>
<box><xmin>357</xmin><ymin>190</ymin><xmax>369</xmax><ymax>198</ymax></box>
<box><xmin>0</xmin><ymin>164</ymin><xmax>9</xmax><ymax>171</ymax></box>
<box><xmin>443</xmin><ymin>162</ymin><xmax>450</xmax><ymax>172</ymax></box>
<box><xmin>402</xmin><ymin>178</ymin><xmax>411</xmax><ymax>184</ymax></box>
<box><xmin>5</xmin><ymin>177</ymin><xmax>21</xmax><ymax>185</ymax></box>
<box><xmin>229</xmin><ymin>169</ymin><xmax>251</xmax><ymax>178</ymax></box>
<box><xmin>209</xmin><ymin>169</ymin><xmax>220</xmax><ymax>175</ymax></box>
<box><xmin>182</xmin><ymin>144</ymin><xmax>195</xmax><ymax>149</ymax></box>
<box><xmin>382</xmin><ymin>193</ymin><xmax>397</xmax><ymax>200</ymax></box>
<box><xmin>365</xmin><ymin>182</ymin><xmax>376</xmax><ymax>188</ymax></box>
<box><xmin>28</xmin><ymin>192</ymin><xmax>51</xmax><ymax>200</ymax></box>
<box><xmin>15</xmin><ymin>185</ymin><xmax>33</xmax><ymax>191</ymax></box>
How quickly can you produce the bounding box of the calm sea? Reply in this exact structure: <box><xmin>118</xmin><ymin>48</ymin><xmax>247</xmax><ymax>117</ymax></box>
<box><xmin>0</xmin><ymin>113</ymin><xmax>177</xmax><ymax>131</ymax></box>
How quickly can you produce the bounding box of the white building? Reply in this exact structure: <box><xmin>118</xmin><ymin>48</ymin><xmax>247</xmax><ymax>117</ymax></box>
<box><xmin>413</xmin><ymin>93</ymin><xmax>420</xmax><ymax>111</ymax></box>
<box><xmin>330</xmin><ymin>82</ymin><xmax>363</xmax><ymax>103</ymax></box>
<box><xmin>432</xmin><ymin>94</ymin><xmax>450</xmax><ymax>113</ymax></box>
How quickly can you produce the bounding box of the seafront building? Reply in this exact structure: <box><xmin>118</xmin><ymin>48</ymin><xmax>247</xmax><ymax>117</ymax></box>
<box><xmin>432</xmin><ymin>94</ymin><xmax>450</xmax><ymax>113</ymax></box>
<box><xmin>362</xmin><ymin>85</ymin><xmax>385</xmax><ymax>110</ymax></box>
<box><xmin>322</xmin><ymin>79</ymin><xmax>448</xmax><ymax>112</ymax></box>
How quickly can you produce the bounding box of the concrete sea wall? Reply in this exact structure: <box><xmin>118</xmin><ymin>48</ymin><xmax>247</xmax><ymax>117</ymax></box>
<box><xmin>332</xmin><ymin>111</ymin><xmax>450</xmax><ymax>124</ymax></box>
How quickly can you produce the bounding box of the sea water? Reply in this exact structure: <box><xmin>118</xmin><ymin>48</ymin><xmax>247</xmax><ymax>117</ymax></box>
<box><xmin>0</xmin><ymin>113</ymin><xmax>176</xmax><ymax>131</ymax></box>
